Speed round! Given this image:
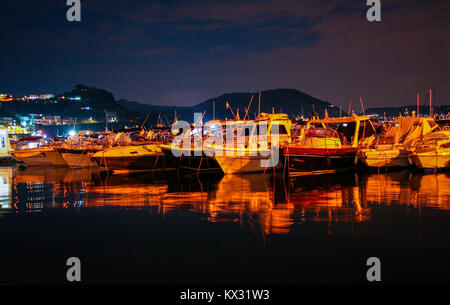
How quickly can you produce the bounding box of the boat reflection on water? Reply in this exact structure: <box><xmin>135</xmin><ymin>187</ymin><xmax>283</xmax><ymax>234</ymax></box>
<box><xmin>208</xmin><ymin>173</ymin><xmax>293</xmax><ymax>235</ymax></box>
<box><xmin>287</xmin><ymin>172</ymin><xmax>370</xmax><ymax>225</ymax></box>
<box><xmin>9</xmin><ymin>166</ymin><xmax>100</xmax><ymax>211</ymax></box>
<box><xmin>361</xmin><ymin>169</ymin><xmax>450</xmax><ymax>211</ymax></box>
<box><xmin>1</xmin><ymin>166</ymin><xmax>450</xmax><ymax>235</ymax></box>
<box><xmin>87</xmin><ymin>172</ymin><xmax>169</xmax><ymax>208</ymax></box>
<box><xmin>410</xmin><ymin>171</ymin><xmax>450</xmax><ymax>210</ymax></box>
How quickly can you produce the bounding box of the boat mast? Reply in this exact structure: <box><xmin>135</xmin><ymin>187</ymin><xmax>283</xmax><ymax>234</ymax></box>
<box><xmin>258</xmin><ymin>91</ymin><xmax>261</xmax><ymax>115</ymax></box>
<box><xmin>359</xmin><ymin>97</ymin><xmax>366</xmax><ymax>116</ymax></box>
<box><xmin>417</xmin><ymin>93</ymin><xmax>420</xmax><ymax>117</ymax></box>
<box><xmin>105</xmin><ymin>110</ymin><xmax>108</xmax><ymax>131</ymax></box>
<box><xmin>243</xmin><ymin>95</ymin><xmax>254</xmax><ymax>120</ymax></box>
<box><xmin>429</xmin><ymin>88</ymin><xmax>433</xmax><ymax>117</ymax></box>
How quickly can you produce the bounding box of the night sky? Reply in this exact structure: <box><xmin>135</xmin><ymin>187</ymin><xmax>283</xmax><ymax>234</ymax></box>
<box><xmin>1</xmin><ymin>0</ymin><xmax>449</xmax><ymax>109</ymax></box>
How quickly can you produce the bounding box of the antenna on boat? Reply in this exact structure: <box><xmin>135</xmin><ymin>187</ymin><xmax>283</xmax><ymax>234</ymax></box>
<box><xmin>163</xmin><ymin>114</ymin><xmax>170</xmax><ymax>127</ymax></box>
<box><xmin>348</xmin><ymin>101</ymin><xmax>352</xmax><ymax>117</ymax></box>
<box><xmin>429</xmin><ymin>88</ymin><xmax>433</xmax><ymax>117</ymax></box>
<box><xmin>156</xmin><ymin>113</ymin><xmax>164</xmax><ymax>127</ymax></box>
<box><xmin>359</xmin><ymin>97</ymin><xmax>366</xmax><ymax>116</ymax></box>
<box><xmin>417</xmin><ymin>93</ymin><xmax>420</xmax><ymax>117</ymax></box>
<box><xmin>104</xmin><ymin>110</ymin><xmax>108</xmax><ymax>131</ymax></box>
<box><xmin>140</xmin><ymin>112</ymin><xmax>151</xmax><ymax>129</ymax></box>
<box><xmin>258</xmin><ymin>91</ymin><xmax>261</xmax><ymax>115</ymax></box>
<box><xmin>212</xmin><ymin>100</ymin><xmax>215</xmax><ymax>120</ymax></box>
<box><xmin>200</xmin><ymin>110</ymin><xmax>207</xmax><ymax>125</ymax></box>
<box><xmin>243</xmin><ymin>95</ymin><xmax>254</xmax><ymax>120</ymax></box>
<box><xmin>72</xmin><ymin>117</ymin><xmax>77</xmax><ymax>135</ymax></box>
<box><xmin>225</xmin><ymin>101</ymin><xmax>236</xmax><ymax>119</ymax></box>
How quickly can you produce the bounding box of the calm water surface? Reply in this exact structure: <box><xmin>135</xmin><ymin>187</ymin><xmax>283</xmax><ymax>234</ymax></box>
<box><xmin>0</xmin><ymin>166</ymin><xmax>449</xmax><ymax>284</ymax></box>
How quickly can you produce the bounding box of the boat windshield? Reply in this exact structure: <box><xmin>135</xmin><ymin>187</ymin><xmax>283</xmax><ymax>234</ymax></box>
<box><xmin>305</xmin><ymin>128</ymin><xmax>339</xmax><ymax>139</ymax></box>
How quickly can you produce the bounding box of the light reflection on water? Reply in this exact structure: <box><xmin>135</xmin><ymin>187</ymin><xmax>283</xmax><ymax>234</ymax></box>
<box><xmin>1</xmin><ymin>166</ymin><xmax>450</xmax><ymax>234</ymax></box>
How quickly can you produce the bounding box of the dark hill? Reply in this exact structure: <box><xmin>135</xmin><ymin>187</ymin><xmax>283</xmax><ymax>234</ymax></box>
<box><xmin>119</xmin><ymin>89</ymin><xmax>344</xmax><ymax>126</ymax></box>
<box><xmin>117</xmin><ymin>99</ymin><xmax>187</xmax><ymax>114</ymax></box>
<box><xmin>191</xmin><ymin>88</ymin><xmax>341</xmax><ymax>122</ymax></box>
<box><xmin>0</xmin><ymin>86</ymin><xmax>344</xmax><ymax>129</ymax></box>
<box><xmin>0</xmin><ymin>85</ymin><xmax>128</xmax><ymax>122</ymax></box>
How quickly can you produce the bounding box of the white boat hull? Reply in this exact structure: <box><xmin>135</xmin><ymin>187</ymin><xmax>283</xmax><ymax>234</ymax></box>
<box><xmin>12</xmin><ymin>149</ymin><xmax>67</xmax><ymax>166</ymax></box>
<box><xmin>91</xmin><ymin>145</ymin><xmax>169</xmax><ymax>171</ymax></box>
<box><xmin>60</xmin><ymin>152</ymin><xmax>97</xmax><ymax>168</ymax></box>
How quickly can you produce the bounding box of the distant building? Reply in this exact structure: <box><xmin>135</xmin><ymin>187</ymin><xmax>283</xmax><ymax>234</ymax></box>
<box><xmin>62</xmin><ymin>118</ymin><xmax>76</xmax><ymax>125</ymax></box>
<box><xmin>41</xmin><ymin>116</ymin><xmax>62</xmax><ymax>126</ymax></box>
<box><xmin>29</xmin><ymin>114</ymin><xmax>43</xmax><ymax>125</ymax></box>
<box><xmin>26</xmin><ymin>94</ymin><xmax>54</xmax><ymax>100</ymax></box>
<box><xmin>1</xmin><ymin>94</ymin><xmax>55</xmax><ymax>102</ymax></box>
<box><xmin>67</xmin><ymin>96</ymin><xmax>82</xmax><ymax>101</ymax></box>
<box><xmin>0</xmin><ymin>117</ymin><xmax>13</xmax><ymax>126</ymax></box>
<box><xmin>105</xmin><ymin>111</ymin><xmax>118</xmax><ymax>123</ymax></box>
<box><xmin>17</xmin><ymin>115</ymin><xmax>33</xmax><ymax>127</ymax></box>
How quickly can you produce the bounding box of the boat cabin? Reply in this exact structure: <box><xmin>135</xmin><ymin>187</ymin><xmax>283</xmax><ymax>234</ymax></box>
<box><xmin>305</xmin><ymin>115</ymin><xmax>377</xmax><ymax>148</ymax></box>
<box><xmin>301</xmin><ymin>128</ymin><xmax>342</xmax><ymax>149</ymax></box>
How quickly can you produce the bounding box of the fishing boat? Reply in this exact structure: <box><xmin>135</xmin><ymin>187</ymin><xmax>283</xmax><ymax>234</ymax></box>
<box><xmin>285</xmin><ymin>115</ymin><xmax>376</xmax><ymax>176</ymax></box>
<box><xmin>212</xmin><ymin>113</ymin><xmax>292</xmax><ymax>174</ymax></box>
<box><xmin>11</xmin><ymin>136</ymin><xmax>67</xmax><ymax>166</ymax></box>
<box><xmin>358</xmin><ymin>117</ymin><xmax>438</xmax><ymax>168</ymax></box>
<box><xmin>409</xmin><ymin>130</ymin><xmax>450</xmax><ymax>171</ymax></box>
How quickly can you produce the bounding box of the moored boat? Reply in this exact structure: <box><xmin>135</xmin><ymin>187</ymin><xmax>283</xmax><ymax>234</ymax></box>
<box><xmin>161</xmin><ymin>120</ymin><xmax>224</xmax><ymax>173</ymax></box>
<box><xmin>284</xmin><ymin>128</ymin><xmax>358</xmax><ymax>175</ymax></box>
<box><xmin>212</xmin><ymin>113</ymin><xmax>292</xmax><ymax>174</ymax></box>
<box><xmin>57</xmin><ymin>130</ymin><xmax>108</xmax><ymax>168</ymax></box>
<box><xmin>359</xmin><ymin>117</ymin><xmax>438</xmax><ymax>168</ymax></box>
<box><xmin>409</xmin><ymin>130</ymin><xmax>450</xmax><ymax>171</ymax></box>
<box><xmin>285</xmin><ymin>115</ymin><xmax>375</xmax><ymax>175</ymax></box>
<box><xmin>91</xmin><ymin>143</ymin><xmax>171</xmax><ymax>172</ymax></box>
<box><xmin>11</xmin><ymin>136</ymin><xmax>67</xmax><ymax>166</ymax></box>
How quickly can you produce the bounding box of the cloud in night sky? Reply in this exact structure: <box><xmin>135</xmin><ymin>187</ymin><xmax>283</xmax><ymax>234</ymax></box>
<box><xmin>0</xmin><ymin>0</ymin><xmax>448</xmax><ymax>109</ymax></box>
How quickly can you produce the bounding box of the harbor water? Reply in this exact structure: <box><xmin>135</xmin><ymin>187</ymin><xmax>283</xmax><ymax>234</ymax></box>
<box><xmin>0</xmin><ymin>166</ymin><xmax>449</xmax><ymax>284</ymax></box>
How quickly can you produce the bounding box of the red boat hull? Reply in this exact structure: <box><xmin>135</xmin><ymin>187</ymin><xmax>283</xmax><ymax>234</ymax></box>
<box><xmin>283</xmin><ymin>146</ymin><xmax>358</xmax><ymax>174</ymax></box>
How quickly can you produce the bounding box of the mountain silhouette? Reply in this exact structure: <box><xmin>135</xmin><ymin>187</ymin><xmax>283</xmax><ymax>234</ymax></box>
<box><xmin>119</xmin><ymin>88</ymin><xmax>344</xmax><ymax>125</ymax></box>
